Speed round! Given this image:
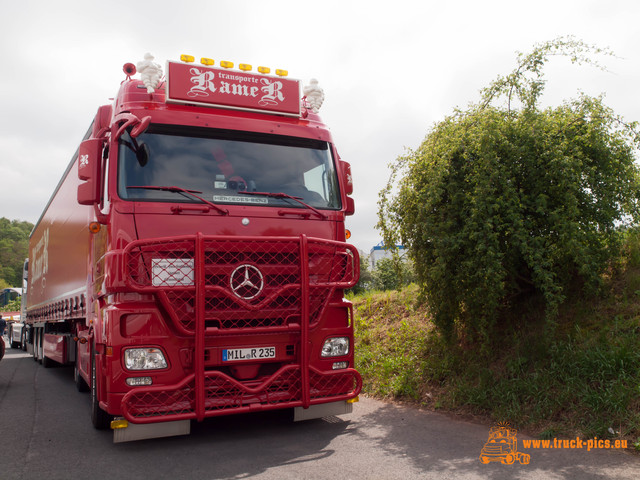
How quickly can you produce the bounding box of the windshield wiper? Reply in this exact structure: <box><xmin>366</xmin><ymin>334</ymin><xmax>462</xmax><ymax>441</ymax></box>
<box><xmin>127</xmin><ymin>185</ymin><xmax>228</xmax><ymax>215</ymax></box>
<box><xmin>239</xmin><ymin>191</ymin><xmax>327</xmax><ymax>219</ymax></box>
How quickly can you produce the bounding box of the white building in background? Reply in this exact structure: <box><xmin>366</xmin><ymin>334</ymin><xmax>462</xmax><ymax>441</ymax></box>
<box><xmin>369</xmin><ymin>242</ymin><xmax>407</xmax><ymax>270</ymax></box>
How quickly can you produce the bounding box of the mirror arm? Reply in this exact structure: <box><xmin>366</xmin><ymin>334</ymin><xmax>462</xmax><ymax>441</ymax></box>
<box><xmin>114</xmin><ymin>113</ymin><xmax>152</xmax><ymax>139</ymax></box>
<box><xmin>93</xmin><ymin>204</ymin><xmax>109</xmax><ymax>225</ymax></box>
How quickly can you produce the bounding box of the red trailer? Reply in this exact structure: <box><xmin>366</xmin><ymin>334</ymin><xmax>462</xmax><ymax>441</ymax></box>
<box><xmin>23</xmin><ymin>54</ymin><xmax>360</xmax><ymax>442</ymax></box>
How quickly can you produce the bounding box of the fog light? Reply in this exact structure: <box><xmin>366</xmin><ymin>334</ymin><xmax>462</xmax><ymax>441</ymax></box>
<box><xmin>332</xmin><ymin>361</ymin><xmax>349</xmax><ymax>370</ymax></box>
<box><xmin>126</xmin><ymin>377</ymin><xmax>153</xmax><ymax>386</ymax></box>
<box><xmin>321</xmin><ymin>337</ymin><xmax>349</xmax><ymax>357</ymax></box>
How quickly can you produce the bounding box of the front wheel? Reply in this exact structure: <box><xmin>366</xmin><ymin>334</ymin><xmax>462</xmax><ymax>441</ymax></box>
<box><xmin>91</xmin><ymin>348</ymin><xmax>112</xmax><ymax>429</ymax></box>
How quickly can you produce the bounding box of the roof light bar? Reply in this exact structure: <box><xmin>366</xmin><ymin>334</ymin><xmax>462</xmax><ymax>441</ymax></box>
<box><xmin>176</xmin><ymin>55</ymin><xmax>287</xmax><ymax>77</ymax></box>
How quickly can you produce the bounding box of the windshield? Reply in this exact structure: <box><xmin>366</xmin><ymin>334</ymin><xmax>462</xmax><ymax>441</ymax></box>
<box><xmin>117</xmin><ymin>125</ymin><xmax>341</xmax><ymax>209</ymax></box>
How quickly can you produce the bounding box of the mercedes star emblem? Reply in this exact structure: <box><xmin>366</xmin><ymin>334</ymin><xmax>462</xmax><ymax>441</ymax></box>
<box><xmin>230</xmin><ymin>264</ymin><xmax>264</xmax><ymax>300</ymax></box>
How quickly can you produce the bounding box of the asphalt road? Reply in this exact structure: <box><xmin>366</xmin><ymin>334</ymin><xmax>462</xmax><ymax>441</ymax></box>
<box><xmin>1</xmin><ymin>336</ymin><xmax>639</xmax><ymax>479</ymax></box>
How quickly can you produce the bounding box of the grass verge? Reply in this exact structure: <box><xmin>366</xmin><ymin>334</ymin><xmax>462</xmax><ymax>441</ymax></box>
<box><xmin>351</xmin><ymin>244</ymin><xmax>640</xmax><ymax>449</ymax></box>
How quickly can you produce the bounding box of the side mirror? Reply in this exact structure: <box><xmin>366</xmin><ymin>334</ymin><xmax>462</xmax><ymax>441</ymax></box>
<box><xmin>77</xmin><ymin>138</ymin><xmax>102</xmax><ymax>205</ymax></box>
<box><xmin>341</xmin><ymin>161</ymin><xmax>353</xmax><ymax>195</ymax></box>
<box><xmin>345</xmin><ymin>196</ymin><xmax>355</xmax><ymax>216</ymax></box>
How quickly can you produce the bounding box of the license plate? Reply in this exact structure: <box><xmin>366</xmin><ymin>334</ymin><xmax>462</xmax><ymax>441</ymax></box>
<box><xmin>223</xmin><ymin>347</ymin><xmax>276</xmax><ymax>362</ymax></box>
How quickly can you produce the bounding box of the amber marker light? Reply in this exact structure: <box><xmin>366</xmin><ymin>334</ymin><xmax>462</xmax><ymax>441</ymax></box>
<box><xmin>345</xmin><ymin>229</ymin><xmax>352</xmax><ymax>240</ymax></box>
<box><xmin>180</xmin><ymin>54</ymin><xmax>195</xmax><ymax>63</ymax></box>
<box><xmin>239</xmin><ymin>63</ymin><xmax>252</xmax><ymax>71</ymax></box>
<box><xmin>111</xmin><ymin>419</ymin><xmax>129</xmax><ymax>429</ymax></box>
<box><xmin>89</xmin><ymin>222</ymin><xmax>101</xmax><ymax>234</ymax></box>
<box><xmin>258</xmin><ymin>66</ymin><xmax>270</xmax><ymax>74</ymax></box>
<box><xmin>200</xmin><ymin>57</ymin><xmax>214</xmax><ymax>66</ymax></box>
<box><xmin>220</xmin><ymin>61</ymin><xmax>234</xmax><ymax>69</ymax></box>
<box><xmin>275</xmin><ymin>69</ymin><xmax>288</xmax><ymax>77</ymax></box>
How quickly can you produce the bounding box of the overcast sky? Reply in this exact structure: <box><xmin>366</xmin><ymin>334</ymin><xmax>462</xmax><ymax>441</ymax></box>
<box><xmin>1</xmin><ymin>0</ymin><xmax>639</xmax><ymax>253</ymax></box>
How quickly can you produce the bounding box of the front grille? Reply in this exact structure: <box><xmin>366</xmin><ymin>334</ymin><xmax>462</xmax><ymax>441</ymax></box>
<box><xmin>120</xmin><ymin>234</ymin><xmax>361</xmax><ymax>423</ymax></box>
<box><xmin>123</xmin><ymin>235</ymin><xmax>358</xmax><ymax>333</ymax></box>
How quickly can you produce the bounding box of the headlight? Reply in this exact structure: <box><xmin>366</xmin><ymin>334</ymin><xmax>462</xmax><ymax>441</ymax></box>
<box><xmin>124</xmin><ymin>348</ymin><xmax>168</xmax><ymax>370</ymax></box>
<box><xmin>321</xmin><ymin>337</ymin><xmax>349</xmax><ymax>357</ymax></box>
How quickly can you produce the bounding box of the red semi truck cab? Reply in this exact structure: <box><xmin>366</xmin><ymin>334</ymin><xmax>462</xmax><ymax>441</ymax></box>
<box><xmin>25</xmin><ymin>54</ymin><xmax>360</xmax><ymax>442</ymax></box>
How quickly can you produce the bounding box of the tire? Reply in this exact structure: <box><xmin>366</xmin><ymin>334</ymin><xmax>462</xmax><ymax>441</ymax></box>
<box><xmin>75</xmin><ymin>360</ymin><xmax>90</xmax><ymax>392</ymax></box>
<box><xmin>91</xmin><ymin>348</ymin><xmax>112</xmax><ymax>429</ymax></box>
<box><xmin>42</xmin><ymin>354</ymin><xmax>52</xmax><ymax>368</ymax></box>
<box><xmin>32</xmin><ymin>331</ymin><xmax>38</xmax><ymax>361</ymax></box>
<box><xmin>33</xmin><ymin>328</ymin><xmax>41</xmax><ymax>362</ymax></box>
<box><xmin>37</xmin><ymin>330</ymin><xmax>43</xmax><ymax>364</ymax></box>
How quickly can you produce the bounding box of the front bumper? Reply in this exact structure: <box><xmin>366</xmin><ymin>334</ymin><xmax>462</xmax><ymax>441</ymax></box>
<box><xmin>122</xmin><ymin>364</ymin><xmax>361</xmax><ymax>423</ymax></box>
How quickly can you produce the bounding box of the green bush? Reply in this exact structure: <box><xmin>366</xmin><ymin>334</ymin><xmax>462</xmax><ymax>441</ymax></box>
<box><xmin>378</xmin><ymin>38</ymin><xmax>640</xmax><ymax>343</ymax></box>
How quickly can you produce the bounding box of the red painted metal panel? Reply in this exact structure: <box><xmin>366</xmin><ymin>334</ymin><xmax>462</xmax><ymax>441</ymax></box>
<box><xmin>44</xmin><ymin>333</ymin><xmax>67</xmax><ymax>364</ymax></box>
<box><xmin>165</xmin><ymin>61</ymin><xmax>301</xmax><ymax>116</ymax></box>
<box><xmin>27</xmin><ymin>153</ymin><xmax>91</xmax><ymax>319</ymax></box>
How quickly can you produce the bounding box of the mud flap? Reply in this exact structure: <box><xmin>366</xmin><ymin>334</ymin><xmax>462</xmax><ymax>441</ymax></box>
<box><xmin>112</xmin><ymin>419</ymin><xmax>191</xmax><ymax>443</ymax></box>
<box><xmin>293</xmin><ymin>400</ymin><xmax>353</xmax><ymax>421</ymax></box>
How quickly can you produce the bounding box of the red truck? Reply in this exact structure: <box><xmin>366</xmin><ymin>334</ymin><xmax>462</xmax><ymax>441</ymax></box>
<box><xmin>23</xmin><ymin>53</ymin><xmax>361</xmax><ymax>442</ymax></box>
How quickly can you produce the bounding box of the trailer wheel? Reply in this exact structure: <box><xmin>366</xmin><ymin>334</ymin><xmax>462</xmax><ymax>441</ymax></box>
<box><xmin>32</xmin><ymin>331</ymin><xmax>38</xmax><ymax>361</ymax></box>
<box><xmin>42</xmin><ymin>353</ymin><xmax>52</xmax><ymax>368</ymax></box>
<box><xmin>33</xmin><ymin>328</ymin><xmax>42</xmax><ymax>363</ymax></box>
<box><xmin>91</xmin><ymin>348</ymin><xmax>112</xmax><ymax>429</ymax></box>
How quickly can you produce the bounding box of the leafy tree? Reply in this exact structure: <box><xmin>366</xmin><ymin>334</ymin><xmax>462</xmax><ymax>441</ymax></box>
<box><xmin>0</xmin><ymin>218</ymin><xmax>33</xmax><ymax>287</ymax></box>
<box><xmin>378</xmin><ymin>37</ymin><xmax>640</xmax><ymax>342</ymax></box>
<box><xmin>1</xmin><ymin>298</ymin><xmax>21</xmax><ymax>312</ymax></box>
<box><xmin>372</xmin><ymin>257</ymin><xmax>415</xmax><ymax>291</ymax></box>
<box><xmin>348</xmin><ymin>251</ymin><xmax>374</xmax><ymax>295</ymax></box>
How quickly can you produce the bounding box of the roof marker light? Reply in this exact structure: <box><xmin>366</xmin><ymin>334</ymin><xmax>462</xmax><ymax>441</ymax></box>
<box><xmin>239</xmin><ymin>63</ymin><xmax>252</xmax><ymax>72</ymax></box>
<box><xmin>275</xmin><ymin>69</ymin><xmax>288</xmax><ymax>77</ymax></box>
<box><xmin>201</xmin><ymin>57</ymin><xmax>214</xmax><ymax>66</ymax></box>
<box><xmin>220</xmin><ymin>61</ymin><xmax>234</xmax><ymax>69</ymax></box>
<box><xmin>258</xmin><ymin>66</ymin><xmax>270</xmax><ymax>74</ymax></box>
<box><xmin>180</xmin><ymin>54</ymin><xmax>195</xmax><ymax>63</ymax></box>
